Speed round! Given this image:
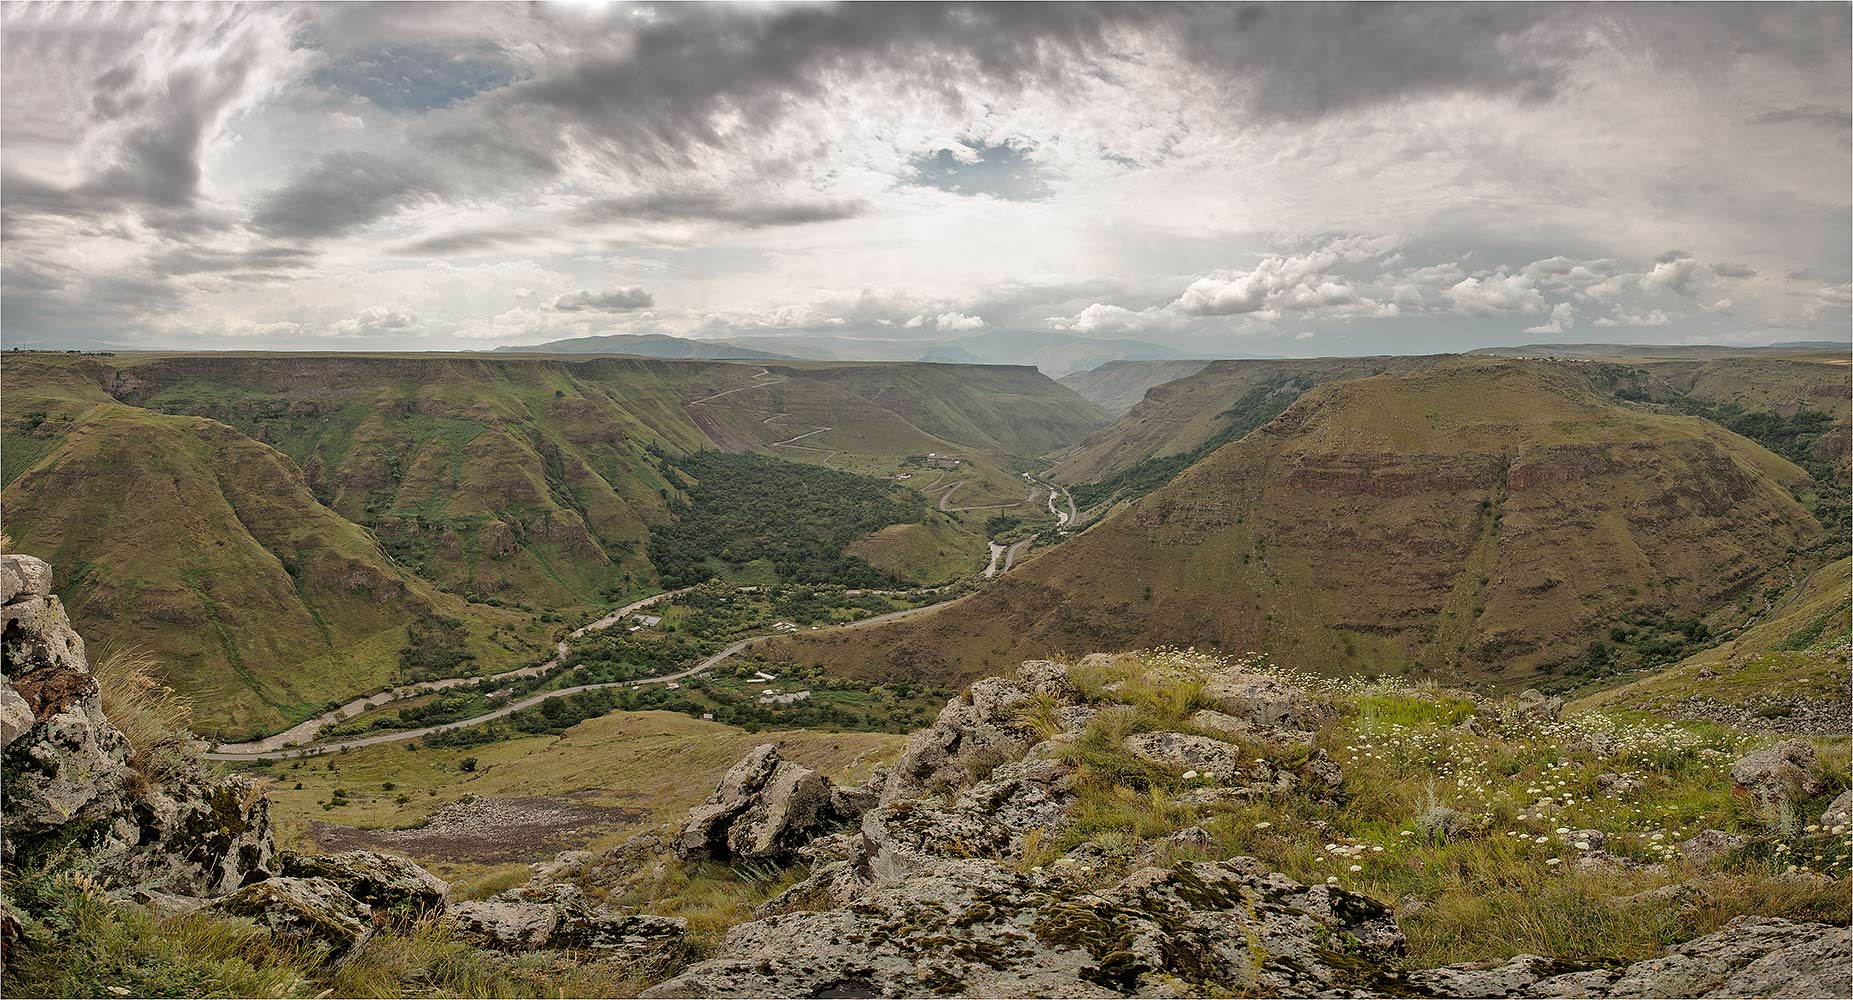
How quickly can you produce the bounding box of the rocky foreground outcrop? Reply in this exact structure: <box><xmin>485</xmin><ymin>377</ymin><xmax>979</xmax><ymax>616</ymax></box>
<box><xmin>630</xmin><ymin>654</ymin><xmax>1850</xmax><ymax>999</ymax></box>
<box><xmin>2</xmin><ymin>553</ymin><xmax>271</xmax><ymax>896</ymax></box>
<box><xmin>1</xmin><ymin>551</ymin><xmax>682</xmax><ymax>972</ymax></box>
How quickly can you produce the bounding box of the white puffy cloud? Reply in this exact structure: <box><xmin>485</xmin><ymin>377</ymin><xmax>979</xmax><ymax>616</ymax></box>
<box><xmin>1445</xmin><ymin>273</ymin><xmax>1546</xmax><ymax>316</ymax></box>
<box><xmin>1593</xmin><ymin>307</ymin><xmax>1671</xmax><ymax>327</ymax></box>
<box><xmin>1523</xmin><ymin>301</ymin><xmax>1577</xmax><ymax>334</ymax></box>
<box><xmin>935</xmin><ymin>311</ymin><xmax>984</xmax><ymax>332</ymax></box>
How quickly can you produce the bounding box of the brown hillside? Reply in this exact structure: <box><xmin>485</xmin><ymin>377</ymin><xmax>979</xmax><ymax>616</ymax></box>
<box><xmin>767</xmin><ymin>362</ymin><xmax>1824</xmax><ymax>690</ymax></box>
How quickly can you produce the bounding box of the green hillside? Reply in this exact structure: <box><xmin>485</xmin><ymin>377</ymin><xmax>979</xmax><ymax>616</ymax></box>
<box><xmin>1</xmin><ymin>391</ymin><xmax>546</xmax><ymax>740</ymax></box>
<box><xmin>1</xmin><ymin>353</ymin><xmax>1099</xmax><ymax>738</ymax></box>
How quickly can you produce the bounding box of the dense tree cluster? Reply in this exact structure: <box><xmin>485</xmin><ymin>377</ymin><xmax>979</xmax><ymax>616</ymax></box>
<box><xmin>648</xmin><ymin>451</ymin><xmax>921</xmax><ymax>588</ymax></box>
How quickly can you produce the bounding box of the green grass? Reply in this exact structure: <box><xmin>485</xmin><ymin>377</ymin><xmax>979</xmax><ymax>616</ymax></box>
<box><xmin>1014</xmin><ymin>650</ymin><xmax>1851</xmax><ymax>967</ymax></box>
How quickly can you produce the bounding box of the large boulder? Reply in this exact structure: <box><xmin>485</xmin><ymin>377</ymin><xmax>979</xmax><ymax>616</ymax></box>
<box><xmin>448</xmin><ymin>879</ymin><xmax>686</xmax><ymax>960</ymax></box>
<box><xmin>281</xmin><ymin>850</ymin><xmax>449</xmax><ymax>917</ymax></box>
<box><xmin>1730</xmin><ymin>740</ymin><xmax>1825</xmax><ymax>808</ymax></box>
<box><xmin>1122</xmin><ymin>730</ymin><xmax>1245</xmax><ymax>782</ymax></box>
<box><xmin>207</xmin><ymin>876</ymin><xmax>373</xmax><ymax>960</ymax></box>
<box><xmin>1406</xmin><ymin>916</ymin><xmax>1849</xmax><ymax>998</ymax></box>
<box><xmin>1</xmin><ymin>553</ymin><xmax>272</xmax><ymax>896</ymax></box>
<box><xmin>644</xmin><ymin>857</ymin><xmax>1403</xmax><ymax>999</ymax></box>
<box><xmin>883</xmin><ymin>676</ymin><xmax>1032</xmax><ymax>802</ymax></box>
<box><xmin>2</xmin><ymin>555</ymin><xmax>133</xmax><ymax>865</ymax></box>
<box><xmin>1200</xmin><ymin>670</ymin><xmax>1328</xmax><ymax>732</ymax></box>
<box><xmin>449</xmin><ymin>900</ymin><xmax>559</xmax><ymax>952</ymax></box>
<box><xmin>675</xmin><ymin>744</ymin><xmax>848</xmax><ymax>863</ymax></box>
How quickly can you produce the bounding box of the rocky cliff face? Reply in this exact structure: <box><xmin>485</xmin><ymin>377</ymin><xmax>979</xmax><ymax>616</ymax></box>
<box><xmin>2</xmin><ymin>553</ymin><xmax>271</xmax><ymax>896</ymax></box>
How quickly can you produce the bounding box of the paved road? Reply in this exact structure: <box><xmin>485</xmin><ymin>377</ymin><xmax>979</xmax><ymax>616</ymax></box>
<box><xmin>1002</xmin><ymin>536</ymin><xmax>1036</xmax><ymax>573</ymax></box>
<box><xmin>687</xmin><ymin>367</ymin><xmax>839</xmax><ymax>465</ymax></box>
<box><xmin>938</xmin><ymin>480</ymin><xmax>1034</xmax><ymax>513</ymax></box>
<box><xmin>205</xmin><ymin>591</ymin><xmax>961</xmax><ymax>761</ymax></box>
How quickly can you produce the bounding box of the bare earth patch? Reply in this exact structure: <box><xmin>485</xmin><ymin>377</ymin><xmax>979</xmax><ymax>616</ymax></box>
<box><xmin>312</xmin><ymin>794</ymin><xmax>646</xmax><ymax>863</ymax></box>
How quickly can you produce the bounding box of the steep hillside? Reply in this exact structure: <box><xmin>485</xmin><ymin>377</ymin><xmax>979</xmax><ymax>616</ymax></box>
<box><xmin>1</xmin><ymin>389</ymin><xmax>546</xmax><ymax>740</ymax></box>
<box><xmin>764</xmin><ymin>362</ymin><xmax>1825</xmax><ymax>691</ymax></box>
<box><xmin>1</xmin><ymin>353</ymin><xmax>1098</xmax><ymax>735</ymax></box>
<box><xmin>1573</xmin><ymin>557</ymin><xmax>1851</xmax><ymax>735</ymax></box>
<box><xmin>1048</xmin><ymin>356</ymin><xmax>1438</xmax><ymax>488</ymax></box>
<box><xmin>798</xmin><ymin>362</ymin><xmax>1107</xmax><ymax>457</ymax></box>
<box><xmin>1057</xmin><ymin>359</ymin><xmax>1211</xmax><ymax>416</ymax></box>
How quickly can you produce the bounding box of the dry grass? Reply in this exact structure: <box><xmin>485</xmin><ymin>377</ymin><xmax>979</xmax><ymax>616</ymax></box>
<box><xmin>91</xmin><ymin>643</ymin><xmax>204</xmax><ymax>786</ymax></box>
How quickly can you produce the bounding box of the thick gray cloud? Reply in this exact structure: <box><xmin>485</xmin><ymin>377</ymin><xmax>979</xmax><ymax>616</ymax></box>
<box><xmin>1</xmin><ymin>2</ymin><xmax>1848</xmax><ymax>353</ymax></box>
<box><xmin>551</xmin><ymin>287</ymin><xmax>655</xmax><ymax>312</ymax></box>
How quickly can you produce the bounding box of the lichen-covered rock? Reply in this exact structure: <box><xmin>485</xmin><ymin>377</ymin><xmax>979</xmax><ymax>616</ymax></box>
<box><xmin>116</xmin><ymin>773</ymin><xmax>275</xmax><ymax>896</ymax></box>
<box><xmin>1680</xmin><ymin>829</ymin><xmax>1754</xmax><ymax>867</ymax></box>
<box><xmin>676</xmin><ymin>744</ymin><xmax>849</xmax><ymax>863</ymax></box>
<box><xmin>2</xmin><ymin>552</ymin><xmax>273</xmax><ymax>897</ymax></box>
<box><xmin>1200</xmin><ymin>670</ymin><xmax>1328</xmax><ymax>731</ymax></box>
<box><xmin>282</xmin><ymin>850</ymin><xmax>449</xmax><ymax>916</ymax></box>
<box><xmin>1821</xmin><ymin>788</ymin><xmax>1852</xmax><ymax>828</ymax></box>
<box><xmin>553</xmin><ymin>911</ymin><xmax>687</xmax><ymax>964</ymax></box>
<box><xmin>1405</xmin><ymin>916</ymin><xmax>1850</xmax><ymax>998</ymax></box>
<box><xmin>2</xmin><ymin>555</ymin><xmax>133</xmax><ymax>866</ymax></box>
<box><xmin>883</xmin><ymin>676</ymin><xmax>1031</xmax><ymax>802</ymax></box>
<box><xmin>449</xmin><ymin>878</ymin><xmax>687</xmax><ymax>961</ymax></box>
<box><xmin>207</xmin><ymin>876</ymin><xmax>372</xmax><ymax>959</ymax></box>
<box><xmin>1189</xmin><ymin>707</ymin><xmax>1314</xmax><ymax>745</ymax></box>
<box><xmin>644</xmin><ymin>857</ymin><xmax>1403</xmax><ymax>999</ymax></box>
<box><xmin>1122</xmin><ymin>730</ymin><xmax>1245</xmax><ymax>782</ymax></box>
<box><xmin>1512</xmin><ymin>688</ymin><xmax>1566</xmax><ymax>723</ymax></box>
<box><xmin>449</xmin><ymin>899</ymin><xmax>558</xmax><ymax>951</ymax></box>
<box><xmin>1730</xmin><ymin>740</ymin><xmax>1824</xmax><ymax>808</ymax></box>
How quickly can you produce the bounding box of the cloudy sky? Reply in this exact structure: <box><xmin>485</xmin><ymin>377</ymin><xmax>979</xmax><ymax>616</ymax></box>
<box><xmin>3</xmin><ymin>2</ymin><xmax>1849</xmax><ymax>358</ymax></box>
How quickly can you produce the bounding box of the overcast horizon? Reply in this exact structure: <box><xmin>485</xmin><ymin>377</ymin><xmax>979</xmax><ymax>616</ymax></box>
<box><xmin>3</xmin><ymin>2</ymin><xmax>1849</xmax><ymax>360</ymax></box>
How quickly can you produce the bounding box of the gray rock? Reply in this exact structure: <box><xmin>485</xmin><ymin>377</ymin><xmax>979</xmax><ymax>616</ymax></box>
<box><xmin>1201</xmin><ymin>670</ymin><xmax>1328</xmax><ymax>731</ymax></box>
<box><xmin>644</xmin><ymin>858</ymin><xmax>1403</xmax><ymax>999</ymax></box>
<box><xmin>1</xmin><ymin>552</ymin><xmax>275</xmax><ymax>896</ymax></box>
<box><xmin>449</xmin><ymin>899</ymin><xmax>558</xmax><ymax>951</ymax></box>
<box><xmin>1015</xmin><ymin>659</ymin><xmax>1077</xmax><ymax>699</ymax></box>
<box><xmin>1596</xmin><ymin>772</ymin><xmax>1642</xmax><ymax>797</ymax></box>
<box><xmin>1820</xmin><ymin>788</ymin><xmax>1852</xmax><ymax>828</ymax></box>
<box><xmin>208</xmin><ymin>877</ymin><xmax>372</xmax><ymax>959</ymax></box>
<box><xmin>1189</xmin><ymin>708</ymin><xmax>1315</xmax><ymax>745</ymax></box>
<box><xmin>1122</xmin><ymin>730</ymin><xmax>1245</xmax><ymax>782</ymax></box>
<box><xmin>1513</xmin><ymin>688</ymin><xmax>1565</xmax><ymax>723</ymax></box>
<box><xmin>676</xmin><ymin>744</ymin><xmax>843</xmax><ymax>863</ymax></box>
<box><xmin>554</xmin><ymin>911</ymin><xmax>687</xmax><ymax>964</ymax></box>
<box><xmin>883</xmin><ymin>676</ymin><xmax>1031</xmax><ymax>802</ymax></box>
<box><xmin>1406</xmin><ymin>916</ymin><xmax>1850</xmax><ymax>998</ymax></box>
<box><xmin>1730</xmin><ymin>740</ymin><xmax>1824</xmax><ymax>808</ymax></box>
<box><xmin>1683</xmin><ymin>829</ymin><xmax>1752</xmax><ymax>867</ymax></box>
<box><xmin>281</xmin><ymin>850</ymin><xmax>449</xmax><ymax>916</ymax></box>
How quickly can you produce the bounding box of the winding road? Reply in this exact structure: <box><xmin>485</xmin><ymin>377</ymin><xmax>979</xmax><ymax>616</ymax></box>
<box><xmin>205</xmin><ymin>590</ymin><xmax>962</xmax><ymax>761</ymax></box>
<box><xmin>686</xmin><ymin>367</ymin><xmax>840</xmax><ymax>465</ymax></box>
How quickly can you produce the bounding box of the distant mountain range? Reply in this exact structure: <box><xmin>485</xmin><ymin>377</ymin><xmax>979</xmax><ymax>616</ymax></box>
<box><xmin>492</xmin><ymin>333</ymin><xmax>795</xmax><ymax>360</ymax></box>
<box><xmin>719</xmin><ymin>330</ymin><xmax>1225</xmax><ymax>376</ymax></box>
<box><xmin>1468</xmin><ymin>341</ymin><xmax>1847</xmax><ymax>361</ymax></box>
